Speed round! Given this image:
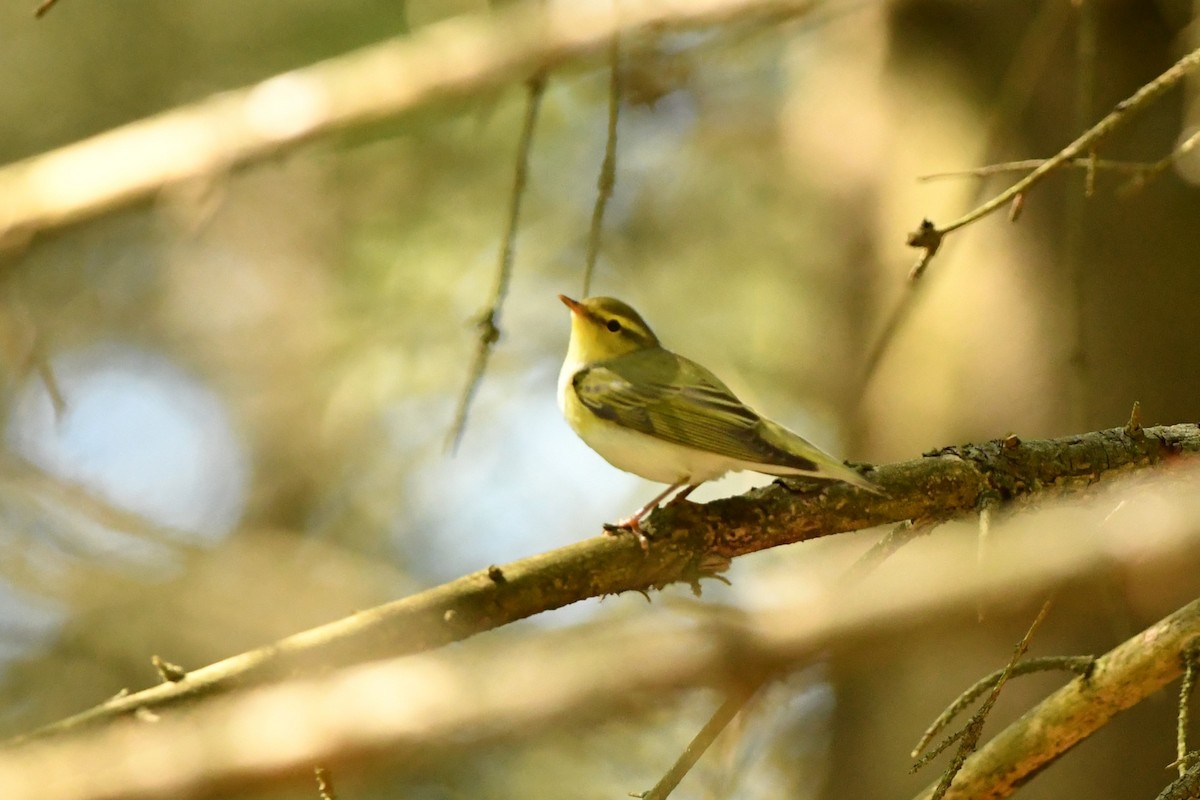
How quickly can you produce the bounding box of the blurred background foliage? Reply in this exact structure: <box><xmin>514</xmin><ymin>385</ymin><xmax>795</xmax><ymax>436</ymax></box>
<box><xmin>0</xmin><ymin>0</ymin><xmax>1198</xmax><ymax>798</ymax></box>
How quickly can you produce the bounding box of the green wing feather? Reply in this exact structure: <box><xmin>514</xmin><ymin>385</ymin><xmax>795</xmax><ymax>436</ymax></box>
<box><xmin>571</xmin><ymin>347</ymin><xmax>823</xmax><ymax>473</ymax></box>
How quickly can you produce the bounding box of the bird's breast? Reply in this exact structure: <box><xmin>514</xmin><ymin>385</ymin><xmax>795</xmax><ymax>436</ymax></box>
<box><xmin>558</xmin><ymin>361</ymin><xmax>735</xmax><ymax>485</ymax></box>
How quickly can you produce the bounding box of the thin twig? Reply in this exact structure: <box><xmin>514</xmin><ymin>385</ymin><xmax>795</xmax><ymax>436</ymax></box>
<box><xmin>33</xmin><ymin>0</ymin><xmax>61</xmax><ymax>17</ymax></box>
<box><xmin>150</xmin><ymin>655</ymin><xmax>188</xmax><ymax>684</ymax></box>
<box><xmin>918</xmin><ymin>157</ymin><xmax>1163</xmax><ymax>181</ymax></box>
<box><xmin>1179</xmin><ymin>648</ymin><xmax>1199</xmax><ymax>776</ymax></box>
<box><xmin>583</xmin><ymin>35</ymin><xmax>621</xmax><ymax>297</ymax></box>
<box><xmin>912</xmin><ymin>655</ymin><xmax>1095</xmax><ymax>760</ymax></box>
<box><xmin>639</xmin><ymin>516</ymin><xmax>940</xmax><ymax>799</ymax></box>
<box><xmin>841</xmin><ymin>518</ymin><xmax>939</xmax><ymax>583</ymax></box>
<box><xmin>976</xmin><ymin>497</ymin><xmax>999</xmax><ymax>622</ymax></box>
<box><xmin>636</xmin><ymin>680</ymin><xmax>763</xmax><ymax>800</ymax></box>
<box><xmin>445</xmin><ymin>73</ymin><xmax>548</xmax><ymax>452</ymax></box>
<box><xmin>1063</xmin><ymin>0</ymin><xmax>1098</xmax><ymax>433</ymax></box>
<box><xmin>1120</xmin><ymin>128</ymin><xmax>1200</xmax><ymax>195</ymax></box>
<box><xmin>0</xmin><ymin>0</ymin><xmax>820</xmax><ymax>246</ymax></box>
<box><xmin>905</xmin><ymin>43</ymin><xmax>1200</xmax><ymax>266</ymax></box>
<box><xmin>861</xmin><ymin>0</ymin><xmax>1069</xmax><ymax>392</ymax></box>
<box><xmin>976</xmin><ymin>499</ymin><xmax>994</xmax><ymax>567</ymax></box>
<box><xmin>1126</xmin><ymin>400</ymin><xmax>1144</xmax><ymax>437</ymax></box>
<box><xmin>924</xmin><ymin>599</ymin><xmax>1053</xmax><ymax>800</ymax></box>
<box><xmin>33</xmin><ymin>357</ymin><xmax>67</xmax><ymax>418</ymax></box>
<box><xmin>859</xmin><ymin>258</ymin><xmax>931</xmax><ymax>382</ymax></box>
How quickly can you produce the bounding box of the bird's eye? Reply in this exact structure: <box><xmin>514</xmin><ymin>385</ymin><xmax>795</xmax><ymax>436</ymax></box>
<box><xmin>606</xmin><ymin>319</ymin><xmax>622</xmax><ymax>333</ymax></box>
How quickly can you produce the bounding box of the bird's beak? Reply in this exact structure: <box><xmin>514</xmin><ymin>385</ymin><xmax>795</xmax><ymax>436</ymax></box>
<box><xmin>559</xmin><ymin>294</ymin><xmax>585</xmax><ymax>315</ymax></box>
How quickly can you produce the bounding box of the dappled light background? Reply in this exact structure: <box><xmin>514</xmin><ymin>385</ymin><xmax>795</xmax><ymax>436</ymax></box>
<box><xmin>1</xmin><ymin>1</ymin><xmax>1199</xmax><ymax>798</ymax></box>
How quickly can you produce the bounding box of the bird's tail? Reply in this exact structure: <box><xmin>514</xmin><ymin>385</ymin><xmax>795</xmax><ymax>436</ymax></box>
<box><xmin>760</xmin><ymin>419</ymin><xmax>885</xmax><ymax>495</ymax></box>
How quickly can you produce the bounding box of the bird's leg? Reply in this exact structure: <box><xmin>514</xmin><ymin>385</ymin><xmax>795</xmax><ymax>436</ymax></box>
<box><xmin>665</xmin><ymin>483</ymin><xmax>701</xmax><ymax>507</ymax></box>
<box><xmin>604</xmin><ymin>482</ymin><xmax>685</xmax><ymax>548</ymax></box>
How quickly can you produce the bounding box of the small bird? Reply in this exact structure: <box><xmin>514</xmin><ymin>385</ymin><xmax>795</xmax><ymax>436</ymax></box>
<box><xmin>557</xmin><ymin>295</ymin><xmax>880</xmax><ymax>538</ymax></box>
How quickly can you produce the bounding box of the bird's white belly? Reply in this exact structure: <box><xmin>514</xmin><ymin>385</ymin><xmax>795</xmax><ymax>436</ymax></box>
<box><xmin>558</xmin><ymin>359</ymin><xmax>736</xmax><ymax>485</ymax></box>
<box><xmin>576</xmin><ymin>415</ymin><xmax>738</xmax><ymax>484</ymax></box>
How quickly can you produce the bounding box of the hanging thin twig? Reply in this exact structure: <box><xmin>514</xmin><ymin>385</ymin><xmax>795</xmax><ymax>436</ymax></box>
<box><xmin>1063</xmin><ymin>0</ymin><xmax>1098</xmax><ymax>432</ymax></box>
<box><xmin>445</xmin><ymin>73</ymin><xmax>549</xmax><ymax>452</ymax></box>
<box><xmin>582</xmin><ymin>36</ymin><xmax>622</xmax><ymax>297</ymax></box>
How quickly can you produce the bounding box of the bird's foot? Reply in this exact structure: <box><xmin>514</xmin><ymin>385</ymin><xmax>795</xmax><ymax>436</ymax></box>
<box><xmin>603</xmin><ymin>517</ymin><xmax>650</xmax><ymax>551</ymax></box>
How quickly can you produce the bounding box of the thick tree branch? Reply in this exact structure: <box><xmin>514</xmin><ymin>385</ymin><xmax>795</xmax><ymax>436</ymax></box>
<box><xmin>2</xmin><ymin>473</ymin><xmax>1199</xmax><ymax>800</ymax></box>
<box><xmin>0</xmin><ymin>0</ymin><xmax>815</xmax><ymax>249</ymax></box>
<box><xmin>6</xmin><ymin>422</ymin><xmax>1197</xmax><ymax>748</ymax></box>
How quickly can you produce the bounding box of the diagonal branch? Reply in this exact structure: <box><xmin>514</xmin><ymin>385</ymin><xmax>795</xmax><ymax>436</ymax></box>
<box><xmin>7</xmin><ymin>422</ymin><xmax>1199</xmax><ymax>747</ymax></box>
<box><xmin>0</xmin><ymin>0</ymin><xmax>816</xmax><ymax>248</ymax></box>
<box><xmin>905</xmin><ymin>43</ymin><xmax>1200</xmax><ymax>272</ymax></box>
<box><xmin>3</xmin><ymin>492</ymin><xmax>1200</xmax><ymax>800</ymax></box>
<box><xmin>913</xmin><ymin>598</ymin><xmax>1200</xmax><ymax>800</ymax></box>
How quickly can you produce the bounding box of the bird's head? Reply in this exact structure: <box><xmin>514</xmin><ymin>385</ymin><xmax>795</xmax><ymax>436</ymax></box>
<box><xmin>559</xmin><ymin>295</ymin><xmax>660</xmax><ymax>363</ymax></box>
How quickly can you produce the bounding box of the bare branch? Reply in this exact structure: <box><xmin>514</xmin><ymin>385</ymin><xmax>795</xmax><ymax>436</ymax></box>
<box><xmin>905</xmin><ymin>43</ymin><xmax>1200</xmax><ymax>269</ymax></box>
<box><xmin>637</xmin><ymin>679</ymin><xmax>764</xmax><ymax>800</ymax></box>
<box><xmin>7</xmin><ymin>422</ymin><xmax>1199</xmax><ymax>748</ymax></box>
<box><xmin>0</xmin><ymin>0</ymin><xmax>817</xmax><ymax>249</ymax></box>
<box><xmin>913</xmin><ymin>656</ymin><xmax>1096</xmax><ymax>760</ymax></box>
<box><xmin>926</xmin><ymin>600</ymin><xmax>1053</xmax><ymax>800</ymax></box>
<box><xmin>918</xmin><ymin>157</ymin><xmax>1163</xmax><ymax>181</ymax></box>
<box><xmin>911</xmin><ymin>594</ymin><xmax>1200</xmax><ymax>800</ymax></box>
<box><xmin>582</xmin><ymin>36</ymin><xmax>621</xmax><ymax>297</ymax></box>
<box><xmin>33</xmin><ymin>0</ymin><xmax>61</xmax><ymax>18</ymax></box>
<box><xmin>1178</xmin><ymin>648</ymin><xmax>1200</xmax><ymax>776</ymax></box>
<box><xmin>861</xmin><ymin>0</ymin><xmax>1069</xmax><ymax>390</ymax></box>
<box><xmin>313</xmin><ymin>766</ymin><xmax>336</xmax><ymax>800</ymax></box>
<box><xmin>1063</xmin><ymin>0</ymin><xmax>1099</xmax><ymax>431</ymax></box>
<box><xmin>445</xmin><ymin>73</ymin><xmax>548</xmax><ymax>452</ymax></box>
<box><xmin>3</xmin><ymin>492</ymin><xmax>1200</xmax><ymax>800</ymax></box>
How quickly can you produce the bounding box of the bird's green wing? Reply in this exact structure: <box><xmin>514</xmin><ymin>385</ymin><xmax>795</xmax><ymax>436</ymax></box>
<box><xmin>571</xmin><ymin>347</ymin><xmax>820</xmax><ymax>472</ymax></box>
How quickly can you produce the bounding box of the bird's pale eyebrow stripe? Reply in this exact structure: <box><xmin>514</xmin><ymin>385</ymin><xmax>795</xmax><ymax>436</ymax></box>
<box><xmin>595</xmin><ymin>311</ymin><xmax>648</xmax><ymax>341</ymax></box>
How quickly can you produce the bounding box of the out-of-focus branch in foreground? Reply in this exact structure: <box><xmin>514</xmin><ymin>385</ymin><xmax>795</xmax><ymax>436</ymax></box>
<box><xmin>8</xmin><ymin>423</ymin><xmax>1198</xmax><ymax>749</ymax></box>
<box><xmin>1</xmin><ymin>465</ymin><xmax>1199</xmax><ymax>800</ymax></box>
<box><xmin>0</xmin><ymin>0</ymin><xmax>815</xmax><ymax>249</ymax></box>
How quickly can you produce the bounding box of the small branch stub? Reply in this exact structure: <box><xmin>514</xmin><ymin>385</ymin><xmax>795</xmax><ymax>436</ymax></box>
<box><xmin>1126</xmin><ymin>401</ymin><xmax>1144</xmax><ymax>438</ymax></box>
<box><xmin>1008</xmin><ymin>193</ymin><xmax>1025</xmax><ymax>222</ymax></box>
<box><xmin>906</xmin><ymin>219</ymin><xmax>943</xmax><ymax>280</ymax></box>
<box><xmin>151</xmin><ymin>655</ymin><xmax>187</xmax><ymax>684</ymax></box>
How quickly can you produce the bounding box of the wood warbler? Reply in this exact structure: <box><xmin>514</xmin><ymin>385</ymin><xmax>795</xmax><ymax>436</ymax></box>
<box><xmin>557</xmin><ymin>295</ymin><xmax>879</xmax><ymax>537</ymax></box>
